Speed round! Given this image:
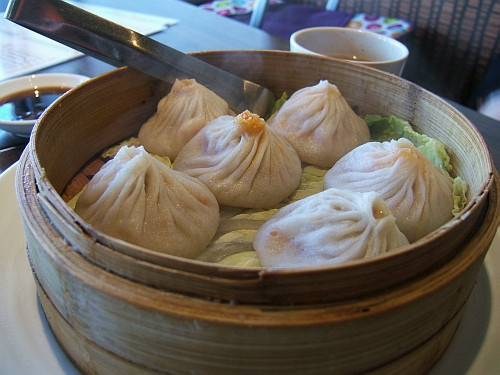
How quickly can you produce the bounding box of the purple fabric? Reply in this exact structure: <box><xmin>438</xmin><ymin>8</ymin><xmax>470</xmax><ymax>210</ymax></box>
<box><xmin>230</xmin><ymin>4</ymin><xmax>353</xmax><ymax>39</ymax></box>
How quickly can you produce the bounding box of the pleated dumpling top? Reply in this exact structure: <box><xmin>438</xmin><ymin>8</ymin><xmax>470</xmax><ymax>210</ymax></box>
<box><xmin>268</xmin><ymin>80</ymin><xmax>370</xmax><ymax>168</ymax></box>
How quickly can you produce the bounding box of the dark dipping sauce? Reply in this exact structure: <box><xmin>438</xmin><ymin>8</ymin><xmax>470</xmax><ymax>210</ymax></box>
<box><xmin>0</xmin><ymin>86</ymin><xmax>71</xmax><ymax>121</ymax></box>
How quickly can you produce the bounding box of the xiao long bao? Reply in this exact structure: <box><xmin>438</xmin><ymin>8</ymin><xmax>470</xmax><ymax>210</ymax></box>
<box><xmin>324</xmin><ymin>138</ymin><xmax>455</xmax><ymax>243</ymax></box>
<box><xmin>173</xmin><ymin>110</ymin><xmax>302</xmax><ymax>209</ymax></box>
<box><xmin>138</xmin><ymin>78</ymin><xmax>234</xmax><ymax>159</ymax></box>
<box><xmin>75</xmin><ymin>145</ymin><xmax>220</xmax><ymax>258</ymax></box>
<box><xmin>253</xmin><ymin>188</ymin><xmax>409</xmax><ymax>268</ymax></box>
<box><xmin>268</xmin><ymin>80</ymin><xmax>370</xmax><ymax>168</ymax></box>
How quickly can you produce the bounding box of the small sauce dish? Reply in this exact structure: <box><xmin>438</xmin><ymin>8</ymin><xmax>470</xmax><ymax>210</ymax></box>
<box><xmin>0</xmin><ymin>73</ymin><xmax>90</xmax><ymax>137</ymax></box>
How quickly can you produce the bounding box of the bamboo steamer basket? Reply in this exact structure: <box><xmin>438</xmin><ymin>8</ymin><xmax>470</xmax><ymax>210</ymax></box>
<box><xmin>22</xmin><ymin>51</ymin><xmax>497</xmax><ymax>305</ymax></box>
<box><xmin>15</xmin><ymin>51</ymin><xmax>499</xmax><ymax>374</ymax></box>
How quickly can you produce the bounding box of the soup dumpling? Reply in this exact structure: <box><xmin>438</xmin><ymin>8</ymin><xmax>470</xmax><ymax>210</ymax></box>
<box><xmin>268</xmin><ymin>80</ymin><xmax>370</xmax><ymax>168</ymax></box>
<box><xmin>75</xmin><ymin>145</ymin><xmax>220</xmax><ymax>258</ymax></box>
<box><xmin>253</xmin><ymin>188</ymin><xmax>409</xmax><ymax>268</ymax></box>
<box><xmin>324</xmin><ymin>138</ymin><xmax>454</xmax><ymax>242</ymax></box>
<box><xmin>138</xmin><ymin>78</ymin><xmax>234</xmax><ymax>159</ymax></box>
<box><xmin>173</xmin><ymin>110</ymin><xmax>302</xmax><ymax>209</ymax></box>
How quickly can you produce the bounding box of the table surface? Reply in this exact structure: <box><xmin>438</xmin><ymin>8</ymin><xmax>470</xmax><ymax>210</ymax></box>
<box><xmin>0</xmin><ymin>0</ymin><xmax>498</xmax><ymax>174</ymax></box>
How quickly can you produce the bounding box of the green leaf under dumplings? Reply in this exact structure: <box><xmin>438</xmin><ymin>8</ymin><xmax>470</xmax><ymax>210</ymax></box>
<box><xmin>269</xmin><ymin>92</ymin><xmax>288</xmax><ymax>117</ymax></box>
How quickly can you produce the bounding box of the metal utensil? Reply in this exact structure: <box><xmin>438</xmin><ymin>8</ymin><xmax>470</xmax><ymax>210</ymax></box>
<box><xmin>4</xmin><ymin>0</ymin><xmax>276</xmax><ymax>117</ymax></box>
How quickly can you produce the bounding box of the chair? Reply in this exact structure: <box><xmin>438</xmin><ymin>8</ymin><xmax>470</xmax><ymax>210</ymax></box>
<box><xmin>250</xmin><ymin>0</ymin><xmax>341</xmax><ymax>28</ymax></box>
<box><xmin>250</xmin><ymin>0</ymin><xmax>500</xmax><ymax>107</ymax></box>
<box><xmin>209</xmin><ymin>0</ymin><xmax>354</xmax><ymax>40</ymax></box>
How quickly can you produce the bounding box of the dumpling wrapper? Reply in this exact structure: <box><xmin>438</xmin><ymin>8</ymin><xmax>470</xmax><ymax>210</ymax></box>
<box><xmin>324</xmin><ymin>138</ymin><xmax>454</xmax><ymax>242</ymax></box>
<box><xmin>268</xmin><ymin>80</ymin><xmax>370</xmax><ymax>168</ymax></box>
<box><xmin>75</xmin><ymin>145</ymin><xmax>220</xmax><ymax>258</ymax></box>
<box><xmin>138</xmin><ymin>78</ymin><xmax>234</xmax><ymax>159</ymax></box>
<box><xmin>173</xmin><ymin>110</ymin><xmax>302</xmax><ymax>209</ymax></box>
<box><xmin>253</xmin><ymin>188</ymin><xmax>409</xmax><ymax>268</ymax></box>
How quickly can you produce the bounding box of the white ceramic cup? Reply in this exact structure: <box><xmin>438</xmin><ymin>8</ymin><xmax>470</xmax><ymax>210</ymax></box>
<box><xmin>290</xmin><ymin>27</ymin><xmax>409</xmax><ymax>76</ymax></box>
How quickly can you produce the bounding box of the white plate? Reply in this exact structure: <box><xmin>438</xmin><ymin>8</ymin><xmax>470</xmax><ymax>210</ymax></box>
<box><xmin>0</xmin><ymin>162</ymin><xmax>499</xmax><ymax>374</ymax></box>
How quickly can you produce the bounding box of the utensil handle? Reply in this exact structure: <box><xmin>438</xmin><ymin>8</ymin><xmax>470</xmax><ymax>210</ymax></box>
<box><xmin>4</xmin><ymin>0</ymin><xmax>274</xmax><ymax>115</ymax></box>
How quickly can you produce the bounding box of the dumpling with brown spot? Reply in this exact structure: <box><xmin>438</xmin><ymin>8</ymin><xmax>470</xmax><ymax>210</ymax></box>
<box><xmin>268</xmin><ymin>80</ymin><xmax>370</xmax><ymax>168</ymax></box>
<box><xmin>173</xmin><ymin>110</ymin><xmax>302</xmax><ymax>209</ymax></box>
<box><xmin>74</xmin><ymin>145</ymin><xmax>220</xmax><ymax>258</ymax></box>
<box><xmin>138</xmin><ymin>78</ymin><xmax>234</xmax><ymax>159</ymax></box>
<box><xmin>253</xmin><ymin>188</ymin><xmax>409</xmax><ymax>268</ymax></box>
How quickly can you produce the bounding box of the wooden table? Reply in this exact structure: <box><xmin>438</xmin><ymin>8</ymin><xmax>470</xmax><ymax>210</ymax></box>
<box><xmin>0</xmin><ymin>0</ymin><xmax>498</xmax><ymax>174</ymax></box>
